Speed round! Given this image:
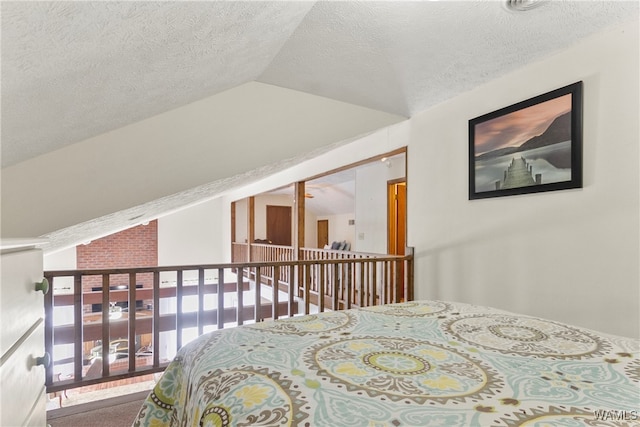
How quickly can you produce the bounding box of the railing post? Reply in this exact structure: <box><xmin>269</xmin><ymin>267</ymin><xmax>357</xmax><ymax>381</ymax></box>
<box><xmin>395</xmin><ymin>259</ymin><xmax>402</xmax><ymax>303</ymax></box>
<box><xmin>405</xmin><ymin>247</ymin><xmax>414</xmax><ymax>302</ymax></box>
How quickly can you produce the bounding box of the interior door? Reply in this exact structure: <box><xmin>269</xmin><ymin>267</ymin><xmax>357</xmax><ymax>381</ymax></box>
<box><xmin>387</xmin><ymin>181</ymin><xmax>406</xmax><ymax>256</ymax></box>
<box><xmin>266</xmin><ymin>205</ymin><xmax>292</xmax><ymax>246</ymax></box>
<box><xmin>387</xmin><ymin>180</ymin><xmax>407</xmax><ymax>301</ymax></box>
<box><xmin>317</xmin><ymin>219</ymin><xmax>329</xmax><ymax>248</ymax></box>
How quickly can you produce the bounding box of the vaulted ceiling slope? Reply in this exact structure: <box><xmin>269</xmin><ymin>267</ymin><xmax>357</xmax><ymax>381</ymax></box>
<box><xmin>2</xmin><ymin>1</ymin><xmax>636</xmax><ymax>168</ymax></box>
<box><xmin>1</xmin><ymin>1</ymin><xmax>637</xmax><ymax>252</ymax></box>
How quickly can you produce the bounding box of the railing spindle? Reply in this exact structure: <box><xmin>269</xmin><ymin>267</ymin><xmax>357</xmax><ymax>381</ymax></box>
<box><xmin>237</xmin><ymin>269</ymin><xmax>244</xmax><ymax>326</ymax></box>
<box><xmin>359</xmin><ymin>261</ymin><xmax>365</xmax><ymax>307</ymax></box>
<box><xmin>332</xmin><ymin>264</ymin><xmax>339</xmax><ymax>311</ymax></box>
<box><xmin>288</xmin><ymin>264</ymin><xmax>295</xmax><ymax>317</ymax></box>
<box><xmin>304</xmin><ymin>264</ymin><xmax>311</xmax><ymax>315</ymax></box>
<box><xmin>346</xmin><ymin>263</ymin><xmax>352</xmax><ymax>309</ymax></box>
<box><xmin>394</xmin><ymin>261</ymin><xmax>404</xmax><ymax>302</ymax></box>
<box><xmin>254</xmin><ymin>268</ymin><xmax>262</xmax><ymax>322</ymax></box>
<box><xmin>153</xmin><ymin>271</ymin><xmax>160</xmax><ymax>368</ymax></box>
<box><xmin>176</xmin><ymin>270</ymin><xmax>183</xmax><ymax>349</ymax></box>
<box><xmin>371</xmin><ymin>261</ymin><xmax>377</xmax><ymax>307</ymax></box>
<box><xmin>217</xmin><ymin>268</ymin><xmax>224</xmax><ymax>329</ymax></box>
<box><xmin>384</xmin><ymin>261</ymin><xmax>393</xmax><ymax>303</ymax></box>
<box><xmin>73</xmin><ymin>274</ymin><xmax>82</xmax><ymax>382</ymax></box>
<box><xmin>197</xmin><ymin>269</ymin><xmax>205</xmax><ymax>335</ymax></box>
<box><xmin>128</xmin><ymin>272</ymin><xmax>137</xmax><ymax>372</ymax></box>
<box><xmin>318</xmin><ymin>263</ymin><xmax>325</xmax><ymax>313</ymax></box>
<box><xmin>272</xmin><ymin>266</ymin><xmax>279</xmax><ymax>320</ymax></box>
<box><xmin>101</xmin><ymin>274</ymin><xmax>110</xmax><ymax>378</ymax></box>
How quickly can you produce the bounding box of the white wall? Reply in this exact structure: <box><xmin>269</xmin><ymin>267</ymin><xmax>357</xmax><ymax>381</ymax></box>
<box><xmin>233</xmin><ymin>198</ymin><xmax>248</xmax><ymax>243</ymax></box>
<box><xmin>317</xmin><ymin>213</ymin><xmax>356</xmax><ymax>248</ymax></box>
<box><xmin>305</xmin><ymin>209</ymin><xmax>318</xmax><ymax>248</ymax></box>
<box><xmin>157</xmin><ymin>198</ymin><xmax>223</xmax><ymax>266</ymax></box>
<box><xmin>43</xmin><ymin>247</ymin><xmax>76</xmax><ymax>328</ymax></box>
<box><xmin>43</xmin><ymin>246</ymin><xmax>76</xmax><ymax>271</ymax></box>
<box><xmin>408</xmin><ymin>21</ymin><xmax>639</xmax><ymax>338</ymax></box>
<box><xmin>354</xmin><ymin>156</ymin><xmax>405</xmax><ymax>253</ymax></box>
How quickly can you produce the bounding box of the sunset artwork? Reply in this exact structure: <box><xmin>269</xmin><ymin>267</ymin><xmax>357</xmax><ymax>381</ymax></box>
<box><xmin>468</xmin><ymin>82</ymin><xmax>582</xmax><ymax>199</ymax></box>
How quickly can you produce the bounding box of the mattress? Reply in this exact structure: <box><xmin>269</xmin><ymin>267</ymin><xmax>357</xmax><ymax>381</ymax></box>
<box><xmin>133</xmin><ymin>300</ymin><xmax>639</xmax><ymax>426</ymax></box>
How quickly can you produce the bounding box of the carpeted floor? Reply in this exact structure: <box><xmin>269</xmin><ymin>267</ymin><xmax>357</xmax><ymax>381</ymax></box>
<box><xmin>47</xmin><ymin>391</ymin><xmax>148</xmax><ymax>427</ymax></box>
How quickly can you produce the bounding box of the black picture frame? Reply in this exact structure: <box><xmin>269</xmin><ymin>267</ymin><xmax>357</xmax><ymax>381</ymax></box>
<box><xmin>469</xmin><ymin>81</ymin><xmax>583</xmax><ymax>200</ymax></box>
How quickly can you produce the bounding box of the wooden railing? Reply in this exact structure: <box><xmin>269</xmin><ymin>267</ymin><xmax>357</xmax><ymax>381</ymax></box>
<box><xmin>44</xmin><ymin>251</ymin><xmax>413</xmax><ymax>394</ymax></box>
<box><xmin>299</xmin><ymin>248</ymin><xmax>411</xmax><ymax>307</ymax></box>
<box><xmin>249</xmin><ymin>243</ymin><xmax>295</xmax><ymax>285</ymax></box>
<box><xmin>250</xmin><ymin>243</ymin><xmax>294</xmax><ymax>263</ymax></box>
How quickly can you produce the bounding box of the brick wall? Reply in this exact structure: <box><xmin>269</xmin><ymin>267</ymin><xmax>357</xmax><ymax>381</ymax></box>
<box><xmin>77</xmin><ymin>221</ymin><xmax>158</xmax><ymax>310</ymax></box>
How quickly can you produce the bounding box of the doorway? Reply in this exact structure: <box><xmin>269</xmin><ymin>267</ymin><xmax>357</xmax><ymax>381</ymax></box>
<box><xmin>387</xmin><ymin>180</ymin><xmax>406</xmax><ymax>256</ymax></box>
<box><xmin>317</xmin><ymin>219</ymin><xmax>329</xmax><ymax>248</ymax></box>
<box><xmin>387</xmin><ymin>179</ymin><xmax>406</xmax><ymax>301</ymax></box>
<box><xmin>266</xmin><ymin>205</ymin><xmax>292</xmax><ymax>246</ymax></box>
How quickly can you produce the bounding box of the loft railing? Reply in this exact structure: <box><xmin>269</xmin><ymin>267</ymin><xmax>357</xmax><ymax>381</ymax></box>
<box><xmin>300</xmin><ymin>247</ymin><xmax>411</xmax><ymax>308</ymax></box>
<box><xmin>44</xmin><ymin>250</ymin><xmax>413</xmax><ymax>395</ymax></box>
<box><xmin>234</xmin><ymin>244</ymin><xmax>410</xmax><ymax>304</ymax></box>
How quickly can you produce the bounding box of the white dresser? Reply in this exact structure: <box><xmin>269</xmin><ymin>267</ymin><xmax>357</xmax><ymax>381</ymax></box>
<box><xmin>0</xmin><ymin>239</ymin><xmax>48</xmax><ymax>426</ymax></box>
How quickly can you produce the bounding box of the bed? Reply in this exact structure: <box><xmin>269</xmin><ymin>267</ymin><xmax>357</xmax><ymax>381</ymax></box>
<box><xmin>133</xmin><ymin>300</ymin><xmax>639</xmax><ymax>426</ymax></box>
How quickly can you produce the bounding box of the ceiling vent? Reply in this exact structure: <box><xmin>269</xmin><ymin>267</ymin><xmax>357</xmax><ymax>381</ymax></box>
<box><xmin>504</xmin><ymin>0</ymin><xmax>548</xmax><ymax>12</ymax></box>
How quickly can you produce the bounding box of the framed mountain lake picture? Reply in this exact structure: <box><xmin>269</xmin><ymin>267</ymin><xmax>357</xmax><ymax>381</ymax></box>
<box><xmin>468</xmin><ymin>81</ymin><xmax>583</xmax><ymax>200</ymax></box>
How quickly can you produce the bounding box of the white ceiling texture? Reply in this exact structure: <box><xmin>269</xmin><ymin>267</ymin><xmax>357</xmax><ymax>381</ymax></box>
<box><xmin>1</xmin><ymin>1</ymin><xmax>637</xmax><ymax>251</ymax></box>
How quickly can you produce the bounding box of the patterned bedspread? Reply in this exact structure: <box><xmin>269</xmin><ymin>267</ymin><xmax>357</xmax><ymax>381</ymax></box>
<box><xmin>133</xmin><ymin>301</ymin><xmax>639</xmax><ymax>426</ymax></box>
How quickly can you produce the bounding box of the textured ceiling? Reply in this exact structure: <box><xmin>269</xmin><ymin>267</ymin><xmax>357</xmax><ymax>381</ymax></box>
<box><xmin>1</xmin><ymin>1</ymin><xmax>315</xmax><ymax>167</ymax></box>
<box><xmin>260</xmin><ymin>0</ymin><xmax>638</xmax><ymax>117</ymax></box>
<box><xmin>1</xmin><ymin>0</ymin><xmax>638</xmax><ymax>252</ymax></box>
<box><xmin>2</xmin><ymin>1</ymin><xmax>637</xmax><ymax>168</ymax></box>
